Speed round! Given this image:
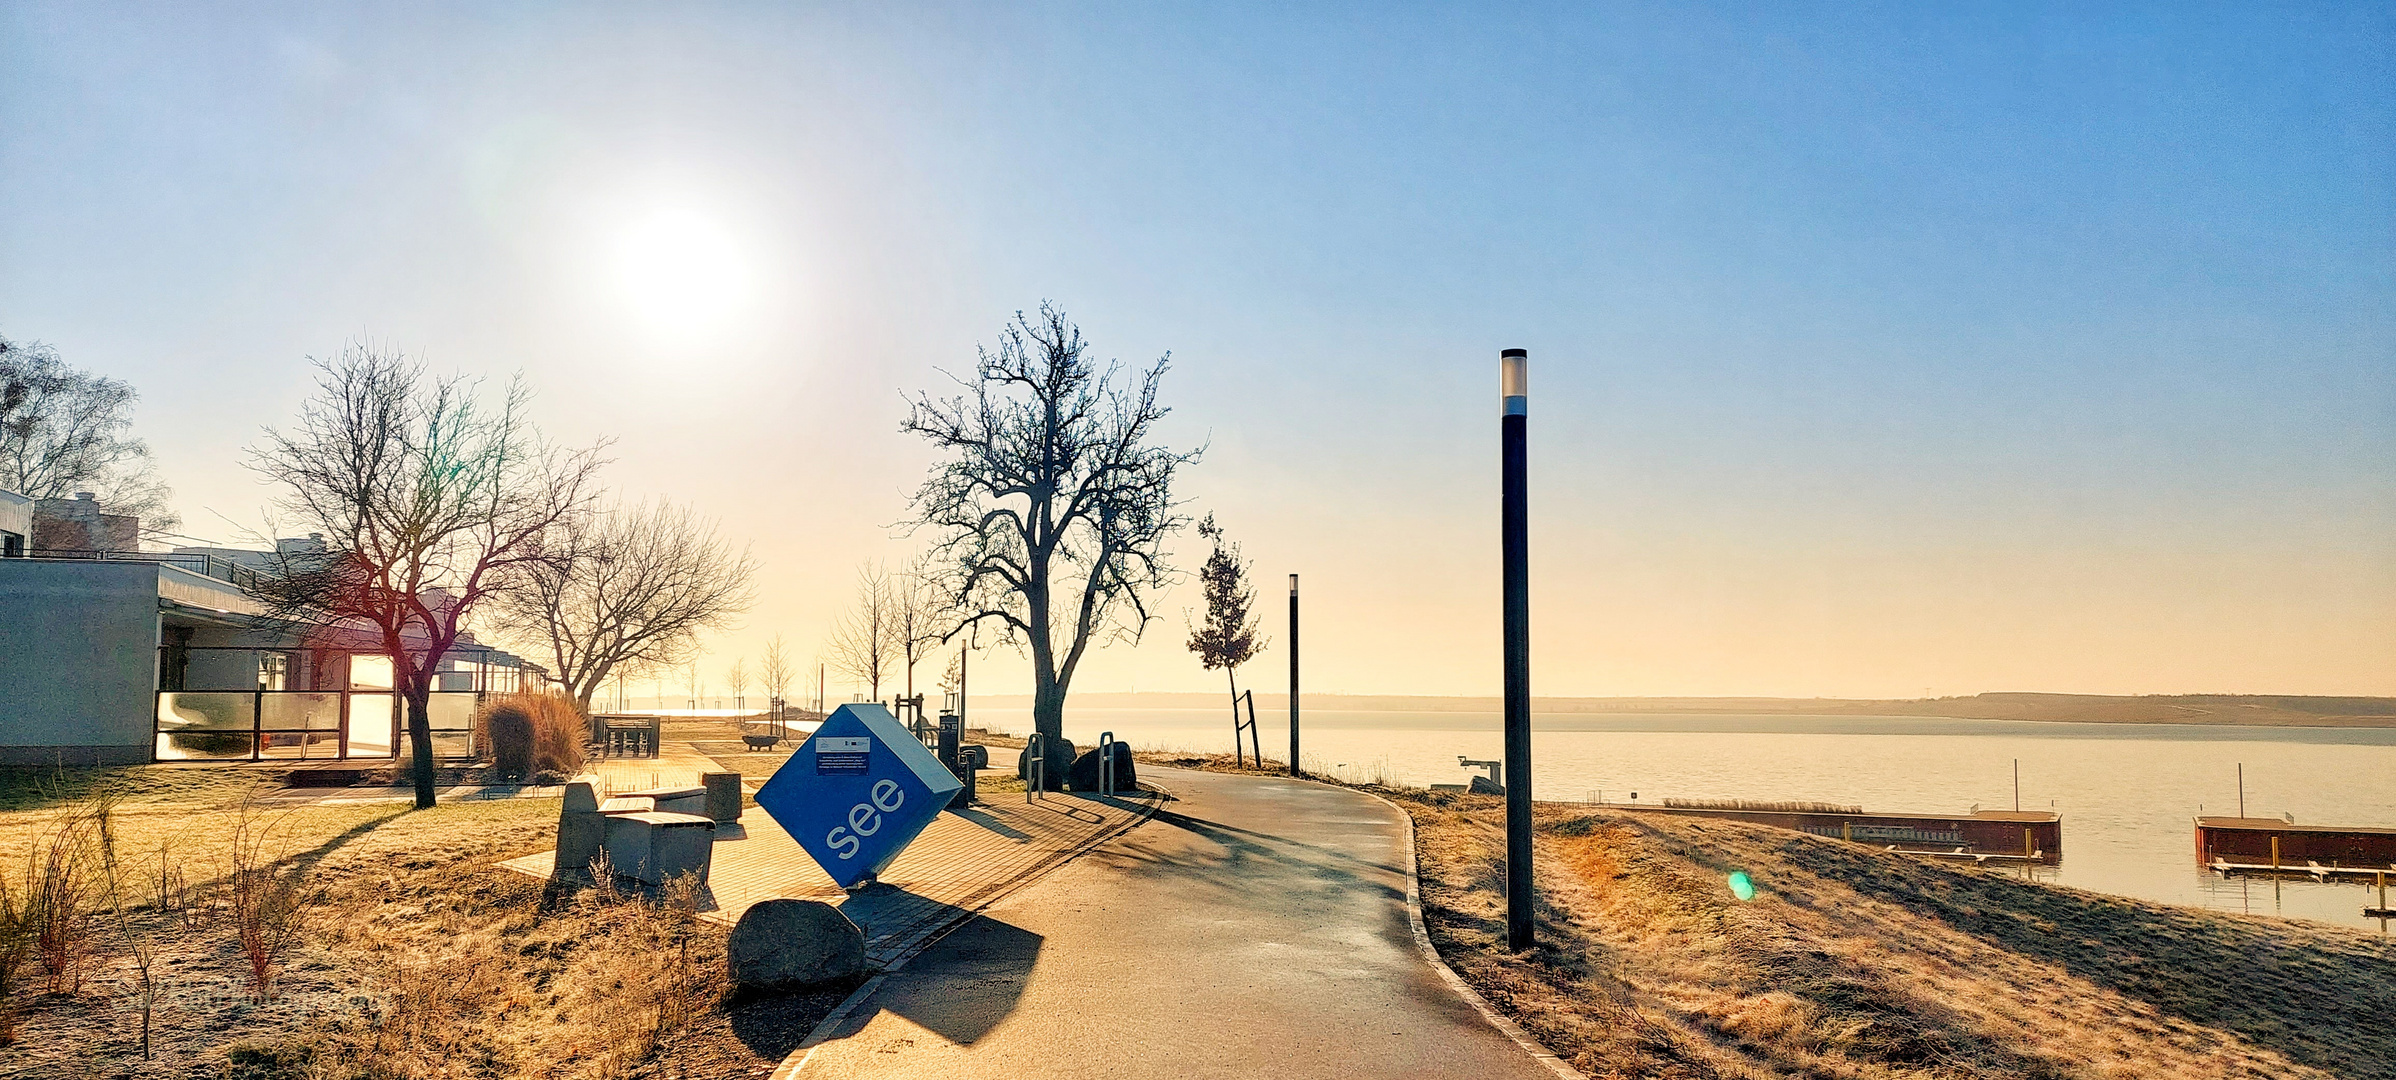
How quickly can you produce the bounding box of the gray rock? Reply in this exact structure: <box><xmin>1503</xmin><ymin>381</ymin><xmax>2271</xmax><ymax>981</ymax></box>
<box><xmin>1468</xmin><ymin>774</ymin><xmax>1505</xmax><ymax>796</ymax></box>
<box><xmin>729</xmin><ymin>899</ymin><xmax>867</xmax><ymax>992</ymax></box>
<box><xmin>1067</xmin><ymin>743</ymin><xmax>1137</xmax><ymax>794</ymax></box>
<box><xmin>1016</xmin><ymin>736</ymin><xmax>1076</xmax><ymax>791</ymax></box>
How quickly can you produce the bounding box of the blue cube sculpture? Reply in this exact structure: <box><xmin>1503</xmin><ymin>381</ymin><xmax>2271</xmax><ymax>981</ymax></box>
<box><xmin>754</xmin><ymin>704</ymin><xmax>964</xmax><ymax>890</ymax></box>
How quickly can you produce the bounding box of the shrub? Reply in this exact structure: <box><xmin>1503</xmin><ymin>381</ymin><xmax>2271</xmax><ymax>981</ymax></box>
<box><xmin>479</xmin><ymin>692</ymin><xmax>587</xmax><ymax>780</ymax></box>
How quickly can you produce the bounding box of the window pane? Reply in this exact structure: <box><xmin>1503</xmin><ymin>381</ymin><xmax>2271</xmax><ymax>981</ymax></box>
<box><xmin>347</xmin><ymin>694</ymin><xmax>394</xmax><ymax>757</ymax></box>
<box><xmin>156</xmin><ymin>729</ymin><xmax>252</xmax><ymax>760</ymax></box>
<box><xmin>259</xmin><ymin>692</ymin><xmax>341</xmax><ymax>731</ymax></box>
<box><xmin>426</xmin><ymin>693</ymin><xmax>478</xmax><ymax>732</ymax></box>
<box><xmin>350</xmin><ymin>654</ymin><xmax>394</xmax><ymax>690</ymax></box>
<box><xmin>157</xmin><ymin>691</ymin><xmax>254</xmax><ymax>731</ymax></box>
<box><xmin>259</xmin><ymin>730</ymin><xmax>343</xmax><ymax>759</ymax></box>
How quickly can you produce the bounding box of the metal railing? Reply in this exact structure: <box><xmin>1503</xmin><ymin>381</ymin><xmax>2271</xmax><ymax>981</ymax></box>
<box><xmin>28</xmin><ymin>548</ymin><xmax>269</xmax><ymax>591</ymax></box>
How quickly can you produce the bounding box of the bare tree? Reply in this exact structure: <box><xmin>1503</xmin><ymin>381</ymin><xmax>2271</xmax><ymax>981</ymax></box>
<box><xmin>892</xmin><ymin>556</ymin><xmax>947</xmax><ymax>709</ymax></box>
<box><xmin>1186</xmin><ymin>514</ymin><xmax>1267</xmax><ymax>752</ymax></box>
<box><xmin>247</xmin><ymin>344</ymin><xmax>602</xmax><ymax>808</ymax></box>
<box><xmin>726</xmin><ymin>657</ymin><xmax>749</xmax><ymax>710</ymax></box>
<box><xmin>0</xmin><ymin>334</ymin><xmax>178</xmax><ymax>532</ymax></box>
<box><xmin>902</xmin><ymin>304</ymin><xmax>1198</xmax><ymax>742</ymax></box>
<box><xmin>760</xmin><ymin>634</ymin><xmax>794</xmax><ymax>706</ymax></box>
<box><xmin>825</xmin><ymin>563</ymin><xmax>898</xmax><ymax>702</ymax></box>
<box><xmin>686</xmin><ymin>658</ymin><xmax>702</xmax><ymax>710</ymax></box>
<box><xmin>488</xmin><ymin>497</ymin><xmax>755</xmax><ymax>714</ymax></box>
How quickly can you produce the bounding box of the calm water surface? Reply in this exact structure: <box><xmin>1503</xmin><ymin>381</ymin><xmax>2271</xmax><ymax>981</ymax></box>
<box><xmin>973</xmin><ymin>707</ymin><xmax>2396</xmax><ymax>931</ymax></box>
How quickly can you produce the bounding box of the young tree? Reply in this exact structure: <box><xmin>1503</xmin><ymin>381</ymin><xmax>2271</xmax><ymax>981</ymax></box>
<box><xmin>1186</xmin><ymin>514</ymin><xmax>1266</xmax><ymax>747</ymax></box>
<box><xmin>726</xmin><ymin>657</ymin><xmax>749</xmax><ymax>710</ymax></box>
<box><xmin>0</xmin><ymin>334</ymin><xmax>178</xmax><ymax>531</ymax></box>
<box><xmin>902</xmin><ymin>304</ymin><xmax>1198</xmax><ymax>743</ymax></box>
<box><xmin>487</xmin><ymin>497</ymin><xmax>755</xmax><ymax>714</ymax></box>
<box><xmin>760</xmin><ymin>634</ymin><xmax>794</xmax><ymax>706</ymax></box>
<box><xmin>248</xmin><ymin>344</ymin><xmax>601</xmax><ymax>808</ymax></box>
<box><xmin>825</xmin><ymin>563</ymin><xmax>898</xmax><ymax>702</ymax></box>
<box><xmin>891</xmin><ymin>556</ymin><xmax>946</xmax><ymax>709</ymax></box>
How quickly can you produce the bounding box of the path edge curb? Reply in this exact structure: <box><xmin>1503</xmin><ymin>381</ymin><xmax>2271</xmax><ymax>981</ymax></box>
<box><xmin>772</xmin><ymin>786</ymin><xmax>1166</xmax><ymax>1079</ymax></box>
<box><xmin>1357</xmin><ymin>786</ymin><xmax>1591</xmax><ymax>1080</ymax></box>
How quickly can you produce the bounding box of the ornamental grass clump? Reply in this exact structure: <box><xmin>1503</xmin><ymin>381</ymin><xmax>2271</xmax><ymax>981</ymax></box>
<box><xmin>480</xmin><ymin>692</ymin><xmax>587</xmax><ymax>781</ymax></box>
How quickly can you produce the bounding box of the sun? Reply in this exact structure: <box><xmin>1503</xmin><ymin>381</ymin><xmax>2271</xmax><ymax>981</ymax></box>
<box><xmin>612</xmin><ymin>206</ymin><xmax>752</xmax><ymax>336</ymax></box>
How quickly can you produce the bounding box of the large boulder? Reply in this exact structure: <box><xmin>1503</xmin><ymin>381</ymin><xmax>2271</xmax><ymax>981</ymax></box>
<box><xmin>728</xmin><ymin>899</ymin><xmax>866</xmax><ymax>992</ymax></box>
<box><xmin>1015</xmin><ymin>736</ymin><xmax>1076</xmax><ymax>791</ymax></box>
<box><xmin>1067</xmin><ymin>743</ymin><xmax>1137</xmax><ymax>794</ymax></box>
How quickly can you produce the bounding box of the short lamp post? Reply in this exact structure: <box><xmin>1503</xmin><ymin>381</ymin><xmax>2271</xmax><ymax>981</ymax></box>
<box><xmin>1500</xmin><ymin>348</ymin><xmax>1534</xmax><ymax>951</ymax></box>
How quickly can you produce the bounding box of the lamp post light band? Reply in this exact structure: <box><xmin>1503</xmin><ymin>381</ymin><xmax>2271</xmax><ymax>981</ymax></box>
<box><xmin>1499</xmin><ymin>348</ymin><xmax>1534</xmax><ymax>951</ymax></box>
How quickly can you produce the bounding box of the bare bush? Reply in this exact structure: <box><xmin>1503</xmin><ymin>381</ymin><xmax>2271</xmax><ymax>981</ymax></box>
<box><xmin>225</xmin><ymin>795</ymin><xmax>313</xmax><ymax>1001</ymax></box>
<box><xmin>0</xmin><ymin>875</ymin><xmax>31</xmax><ymax>1043</ymax></box>
<box><xmin>26</xmin><ymin>807</ymin><xmax>94</xmax><ymax>995</ymax></box>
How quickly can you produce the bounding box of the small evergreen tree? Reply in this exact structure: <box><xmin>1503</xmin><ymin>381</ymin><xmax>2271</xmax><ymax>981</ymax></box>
<box><xmin>1186</xmin><ymin>515</ymin><xmax>1265</xmax><ymax>753</ymax></box>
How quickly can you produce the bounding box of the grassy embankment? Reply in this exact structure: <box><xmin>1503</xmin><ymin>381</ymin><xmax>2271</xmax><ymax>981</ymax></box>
<box><xmin>0</xmin><ymin>758</ymin><xmax>844</xmax><ymax>1080</ymax></box>
<box><xmin>1132</xmin><ymin>752</ymin><xmax>2396</xmax><ymax>1080</ymax></box>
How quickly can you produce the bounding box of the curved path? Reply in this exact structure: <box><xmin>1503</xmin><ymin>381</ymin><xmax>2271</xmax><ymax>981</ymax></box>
<box><xmin>791</xmin><ymin>766</ymin><xmax>1560</xmax><ymax>1079</ymax></box>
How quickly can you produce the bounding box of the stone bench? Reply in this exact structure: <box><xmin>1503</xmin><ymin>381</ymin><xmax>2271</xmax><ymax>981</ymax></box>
<box><xmin>602</xmin><ymin>811</ymin><xmax>716</xmax><ymax>886</ymax></box>
<box><xmin>554</xmin><ymin>776</ymin><xmax>716</xmax><ymax>884</ymax></box>
<box><xmin>605</xmin><ymin>786</ymin><xmax>707</xmax><ymax>815</ymax></box>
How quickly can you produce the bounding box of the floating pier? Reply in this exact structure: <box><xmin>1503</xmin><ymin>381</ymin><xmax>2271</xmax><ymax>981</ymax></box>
<box><xmin>1594</xmin><ymin>802</ymin><xmax>2063</xmax><ymax>864</ymax></box>
<box><xmin>2194</xmin><ymin>817</ymin><xmax>2396</xmax><ymax>873</ymax></box>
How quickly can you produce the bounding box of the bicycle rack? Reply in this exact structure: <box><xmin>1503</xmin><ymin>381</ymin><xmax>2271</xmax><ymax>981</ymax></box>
<box><xmin>1098</xmin><ymin>731</ymin><xmax>1116</xmax><ymax>796</ymax></box>
<box><xmin>1027</xmin><ymin>734</ymin><xmax>1045</xmax><ymax>803</ymax></box>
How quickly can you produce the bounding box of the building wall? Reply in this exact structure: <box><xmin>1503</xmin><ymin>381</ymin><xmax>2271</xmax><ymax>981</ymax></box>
<box><xmin>31</xmin><ymin>494</ymin><xmax>139</xmax><ymax>553</ymax></box>
<box><xmin>0</xmin><ymin>560</ymin><xmax>159</xmax><ymax>764</ymax></box>
<box><xmin>0</xmin><ymin>490</ymin><xmax>29</xmax><ymax>556</ymax></box>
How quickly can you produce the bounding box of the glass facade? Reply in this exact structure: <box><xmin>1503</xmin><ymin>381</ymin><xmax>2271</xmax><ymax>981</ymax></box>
<box><xmin>153</xmin><ymin>646</ymin><xmax>523</xmax><ymax>762</ymax></box>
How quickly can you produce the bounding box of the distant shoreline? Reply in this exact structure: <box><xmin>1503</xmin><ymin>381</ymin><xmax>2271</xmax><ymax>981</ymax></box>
<box><xmin>970</xmin><ymin>691</ymin><xmax>2396</xmax><ymax>728</ymax></box>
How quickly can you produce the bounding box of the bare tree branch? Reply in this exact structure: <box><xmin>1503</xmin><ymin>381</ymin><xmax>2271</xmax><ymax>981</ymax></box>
<box><xmin>244</xmin><ymin>343</ymin><xmax>606</xmax><ymax>809</ymax></box>
<box><xmin>900</xmin><ymin>303</ymin><xmax>1199</xmax><ymax>741</ymax></box>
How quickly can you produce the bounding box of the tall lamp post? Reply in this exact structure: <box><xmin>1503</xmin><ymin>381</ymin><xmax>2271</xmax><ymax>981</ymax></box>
<box><xmin>1500</xmin><ymin>348</ymin><xmax>1534</xmax><ymax>951</ymax></box>
<box><xmin>1288</xmin><ymin>573</ymin><xmax>1300</xmax><ymax>777</ymax></box>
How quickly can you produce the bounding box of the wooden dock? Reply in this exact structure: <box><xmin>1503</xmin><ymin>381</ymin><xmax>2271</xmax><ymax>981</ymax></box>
<box><xmin>2194</xmin><ymin>816</ymin><xmax>2396</xmax><ymax>871</ymax></box>
<box><xmin>1597</xmin><ymin>803</ymin><xmax>2063</xmax><ymax>864</ymax></box>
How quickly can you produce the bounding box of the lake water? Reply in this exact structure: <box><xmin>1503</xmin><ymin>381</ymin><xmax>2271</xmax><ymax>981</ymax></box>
<box><xmin>971</xmin><ymin>706</ymin><xmax>2396</xmax><ymax>932</ymax></box>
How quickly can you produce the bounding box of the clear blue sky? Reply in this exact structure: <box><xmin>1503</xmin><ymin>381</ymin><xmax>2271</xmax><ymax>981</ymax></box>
<box><xmin>4</xmin><ymin>2</ymin><xmax>2390</xmax><ymax>698</ymax></box>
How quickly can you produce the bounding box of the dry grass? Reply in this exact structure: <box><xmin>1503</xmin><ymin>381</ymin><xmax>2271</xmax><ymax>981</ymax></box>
<box><xmin>0</xmin><ymin>782</ymin><xmax>846</xmax><ymax>1079</ymax></box>
<box><xmin>1398</xmin><ymin>790</ymin><xmax>2396</xmax><ymax>1080</ymax></box>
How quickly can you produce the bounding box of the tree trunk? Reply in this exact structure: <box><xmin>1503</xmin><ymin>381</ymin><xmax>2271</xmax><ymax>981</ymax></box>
<box><xmin>1031</xmin><ymin>671</ymin><xmax>1065</xmax><ymax>743</ymax></box>
<box><xmin>403</xmin><ymin>678</ymin><xmax>436</xmax><ymax>810</ymax></box>
<box><xmin>1226</xmin><ymin>666</ymin><xmax>1241</xmax><ymax>761</ymax></box>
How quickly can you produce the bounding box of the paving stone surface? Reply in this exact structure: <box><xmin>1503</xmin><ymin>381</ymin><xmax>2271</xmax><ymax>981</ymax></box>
<box><xmin>499</xmin><ymin>741</ymin><xmax>1157</xmax><ymax>965</ymax></box>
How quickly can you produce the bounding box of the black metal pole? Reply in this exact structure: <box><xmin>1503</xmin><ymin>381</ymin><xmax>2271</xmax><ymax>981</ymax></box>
<box><xmin>1500</xmin><ymin>348</ymin><xmax>1534</xmax><ymax>951</ymax></box>
<box><xmin>1288</xmin><ymin>573</ymin><xmax>1300</xmax><ymax>776</ymax></box>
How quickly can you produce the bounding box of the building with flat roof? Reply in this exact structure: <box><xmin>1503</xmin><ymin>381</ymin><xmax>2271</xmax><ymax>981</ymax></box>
<box><xmin>0</xmin><ymin>488</ymin><xmax>542</xmax><ymax>764</ymax></box>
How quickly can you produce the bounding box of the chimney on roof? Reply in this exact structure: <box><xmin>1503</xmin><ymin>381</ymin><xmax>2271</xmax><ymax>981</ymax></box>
<box><xmin>74</xmin><ymin>492</ymin><xmax>95</xmax><ymax>501</ymax></box>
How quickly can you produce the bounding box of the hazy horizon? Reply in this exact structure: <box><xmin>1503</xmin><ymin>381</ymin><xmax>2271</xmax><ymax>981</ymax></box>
<box><xmin>5</xmin><ymin>3</ymin><xmax>2390</xmax><ymax>700</ymax></box>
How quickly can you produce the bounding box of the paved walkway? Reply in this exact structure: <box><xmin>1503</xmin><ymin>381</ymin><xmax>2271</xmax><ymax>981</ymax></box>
<box><xmin>789</xmin><ymin>766</ymin><xmax>1561</xmax><ymax>1079</ymax></box>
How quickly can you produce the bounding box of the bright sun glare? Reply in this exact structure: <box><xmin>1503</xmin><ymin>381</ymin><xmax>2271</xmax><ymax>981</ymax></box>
<box><xmin>613</xmin><ymin>206</ymin><xmax>752</xmax><ymax>336</ymax></box>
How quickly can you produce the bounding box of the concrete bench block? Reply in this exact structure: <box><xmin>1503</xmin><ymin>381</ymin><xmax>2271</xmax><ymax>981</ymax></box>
<box><xmin>701</xmin><ymin>771</ymin><xmax>742</xmax><ymax>823</ymax></box>
<box><xmin>616</xmin><ymin>786</ymin><xmax>708</xmax><ymax>815</ymax></box>
<box><xmin>603</xmin><ymin>811</ymin><xmax>716</xmax><ymax>886</ymax></box>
